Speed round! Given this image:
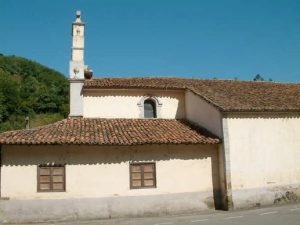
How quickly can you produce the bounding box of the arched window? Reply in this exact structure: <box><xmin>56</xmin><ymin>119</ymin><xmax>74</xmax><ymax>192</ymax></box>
<box><xmin>144</xmin><ymin>99</ymin><xmax>157</xmax><ymax>118</ymax></box>
<box><xmin>137</xmin><ymin>95</ymin><xmax>162</xmax><ymax>118</ymax></box>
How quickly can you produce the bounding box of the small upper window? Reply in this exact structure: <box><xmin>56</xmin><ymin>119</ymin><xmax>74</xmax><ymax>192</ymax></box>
<box><xmin>144</xmin><ymin>99</ymin><xmax>157</xmax><ymax>118</ymax></box>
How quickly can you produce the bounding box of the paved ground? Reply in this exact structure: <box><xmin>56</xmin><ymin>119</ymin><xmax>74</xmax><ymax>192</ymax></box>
<box><xmin>9</xmin><ymin>203</ymin><xmax>300</xmax><ymax>225</ymax></box>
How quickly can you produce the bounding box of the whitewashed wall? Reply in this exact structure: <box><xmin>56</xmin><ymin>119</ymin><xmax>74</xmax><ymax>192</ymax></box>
<box><xmin>1</xmin><ymin>144</ymin><xmax>219</xmax><ymax>200</ymax></box>
<box><xmin>224</xmin><ymin>113</ymin><xmax>300</xmax><ymax>207</ymax></box>
<box><xmin>69</xmin><ymin>80</ymin><xmax>84</xmax><ymax>117</ymax></box>
<box><xmin>185</xmin><ymin>90</ymin><xmax>222</xmax><ymax>137</ymax></box>
<box><xmin>0</xmin><ymin>144</ymin><xmax>222</xmax><ymax>221</ymax></box>
<box><xmin>83</xmin><ymin>89</ymin><xmax>185</xmax><ymax>119</ymax></box>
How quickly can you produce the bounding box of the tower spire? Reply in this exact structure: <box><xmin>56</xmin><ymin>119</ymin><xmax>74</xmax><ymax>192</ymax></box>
<box><xmin>70</xmin><ymin>10</ymin><xmax>85</xmax><ymax>79</ymax></box>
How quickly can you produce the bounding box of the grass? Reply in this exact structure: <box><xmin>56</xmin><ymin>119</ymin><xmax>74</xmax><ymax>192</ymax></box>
<box><xmin>30</xmin><ymin>113</ymin><xmax>64</xmax><ymax>128</ymax></box>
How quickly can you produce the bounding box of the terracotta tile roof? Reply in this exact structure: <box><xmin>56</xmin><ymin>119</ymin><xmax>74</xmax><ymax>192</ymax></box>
<box><xmin>84</xmin><ymin>77</ymin><xmax>300</xmax><ymax>112</ymax></box>
<box><xmin>0</xmin><ymin>118</ymin><xmax>219</xmax><ymax>145</ymax></box>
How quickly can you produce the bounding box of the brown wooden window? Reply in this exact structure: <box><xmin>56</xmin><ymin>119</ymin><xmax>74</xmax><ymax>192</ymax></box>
<box><xmin>130</xmin><ymin>163</ymin><xmax>156</xmax><ymax>189</ymax></box>
<box><xmin>37</xmin><ymin>165</ymin><xmax>65</xmax><ymax>192</ymax></box>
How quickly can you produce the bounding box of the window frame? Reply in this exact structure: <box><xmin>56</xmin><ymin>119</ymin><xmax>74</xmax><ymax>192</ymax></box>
<box><xmin>137</xmin><ymin>95</ymin><xmax>162</xmax><ymax>118</ymax></box>
<box><xmin>37</xmin><ymin>165</ymin><xmax>66</xmax><ymax>192</ymax></box>
<box><xmin>144</xmin><ymin>98</ymin><xmax>157</xmax><ymax>118</ymax></box>
<box><xmin>129</xmin><ymin>162</ymin><xmax>157</xmax><ymax>189</ymax></box>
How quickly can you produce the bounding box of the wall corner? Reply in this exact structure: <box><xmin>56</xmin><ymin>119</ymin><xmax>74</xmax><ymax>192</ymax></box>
<box><xmin>69</xmin><ymin>79</ymin><xmax>84</xmax><ymax>117</ymax></box>
<box><xmin>219</xmin><ymin>117</ymin><xmax>234</xmax><ymax>210</ymax></box>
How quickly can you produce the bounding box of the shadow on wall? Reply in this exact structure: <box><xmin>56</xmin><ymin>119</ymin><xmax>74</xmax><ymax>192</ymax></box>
<box><xmin>2</xmin><ymin>144</ymin><xmax>219</xmax><ymax>165</ymax></box>
<box><xmin>2</xmin><ymin>144</ymin><xmax>223</xmax><ymax>209</ymax></box>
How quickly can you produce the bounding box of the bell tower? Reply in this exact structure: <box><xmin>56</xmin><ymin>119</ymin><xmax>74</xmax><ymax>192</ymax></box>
<box><xmin>69</xmin><ymin>10</ymin><xmax>85</xmax><ymax>117</ymax></box>
<box><xmin>70</xmin><ymin>11</ymin><xmax>85</xmax><ymax>79</ymax></box>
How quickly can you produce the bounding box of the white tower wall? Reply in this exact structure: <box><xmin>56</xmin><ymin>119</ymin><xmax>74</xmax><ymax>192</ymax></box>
<box><xmin>69</xmin><ymin>11</ymin><xmax>85</xmax><ymax>117</ymax></box>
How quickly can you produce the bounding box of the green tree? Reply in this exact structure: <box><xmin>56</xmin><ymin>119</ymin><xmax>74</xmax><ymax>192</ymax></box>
<box><xmin>0</xmin><ymin>92</ymin><xmax>6</xmax><ymax>122</ymax></box>
<box><xmin>253</xmin><ymin>74</ymin><xmax>264</xmax><ymax>81</ymax></box>
<box><xmin>0</xmin><ymin>70</ymin><xmax>21</xmax><ymax>121</ymax></box>
<box><xmin>253</xmin><ymin>74</ymin><xmax>273</xmax><ymax>82</ymax></box>
<box><xmin>0</xmin><ymin>54</ymin><xmax>69</xmax><ymax>131</ymax></box>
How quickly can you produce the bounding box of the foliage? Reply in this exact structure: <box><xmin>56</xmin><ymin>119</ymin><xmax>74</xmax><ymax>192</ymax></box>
<box><xmin>253</xmin><ymin>74</ymin><xmax>264</xmax><ymax>81</ymax></box>
<box><xmin>30</xmin><ymin>113</ymin><xmax>65</xmax><ymax>128</ymax></box>
<box><xmin>253</xmin><ymin>74</ymin><xmax>273</xmax><ymax>82</ymax></box>
<box><xmin>0</xmin><ymin>54</ymin><xmax>69</xmax><ymax>132</ymax></box>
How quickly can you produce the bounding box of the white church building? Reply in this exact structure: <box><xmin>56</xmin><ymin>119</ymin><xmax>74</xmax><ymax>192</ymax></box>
<box><xmin>0</xmin><ymin>11</ymin><xmax>300</xmax><ymax>222</ymax></box>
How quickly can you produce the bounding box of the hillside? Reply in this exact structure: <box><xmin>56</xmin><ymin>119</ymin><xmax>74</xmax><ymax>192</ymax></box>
<box><xmin>0</xmin><ymin>54</ymin><xmax>69</xmax><ymax>132</ymax></box>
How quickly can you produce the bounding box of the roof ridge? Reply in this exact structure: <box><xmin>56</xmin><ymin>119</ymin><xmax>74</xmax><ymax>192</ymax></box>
<box><xmin>85</xmin><ymin>77</ymin><xmax>300</xmax><ymax>84</ymax></box>
<box><xmin>187</xmin><ymin>87</ymin><xmax>224</xmax><ymax>111</ymax></box>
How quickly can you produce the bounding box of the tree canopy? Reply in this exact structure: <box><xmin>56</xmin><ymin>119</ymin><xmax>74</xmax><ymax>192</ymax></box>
<box><xmin>0</xmin><ymin>54</ymin><xmax>69</xmax><ymax>131</ymax></box>
<box><xmin>253</xmin><ymin>74</ymin><xmax>273</xmax><ymax>82</ymax></box>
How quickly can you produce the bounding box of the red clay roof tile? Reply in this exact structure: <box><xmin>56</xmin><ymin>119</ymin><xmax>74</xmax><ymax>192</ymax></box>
<box><xmin>0</xmin><ymin>118</ymin><xmax>219</xmax><ymax>145</ymax></box>
<box><xmin>84</xmin><ymin>77</ymin><xmax>300</xmax><ymax>112</ymax></box>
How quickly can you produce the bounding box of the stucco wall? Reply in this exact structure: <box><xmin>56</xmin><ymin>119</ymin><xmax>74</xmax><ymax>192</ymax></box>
<box><xmin>185</xmin><ymin>90</ymin><xmax>222</xmax><ymax>137</ymax></box>
<box><xmin>1</xmin><ymin>144</ymin><xmax>220</xmax><ymax>199</ymax></box>
<box><xmin>83</xmin><ymin>89</ymin><xmax>185</xmax><ymax>119</ymax></box>
<box><xmin>224</xmin><ymin>113</ymin><xmax>300</xmax><ymax>208</ymax></box>
<box><xmin>69</xmin><ymin>80</ymin><xmax>84</xmax><ymax>116</ymax></box>
<box><xmin>0</xmin><ymin>144</ymin><xmax>221</xmax><ymax>221</ymax></box>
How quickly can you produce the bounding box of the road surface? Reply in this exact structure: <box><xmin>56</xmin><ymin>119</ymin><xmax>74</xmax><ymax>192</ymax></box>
<box><xmin>12</xmin><ymin>203</ymin><xmax>300</xmax><ymax>225</ymax></box>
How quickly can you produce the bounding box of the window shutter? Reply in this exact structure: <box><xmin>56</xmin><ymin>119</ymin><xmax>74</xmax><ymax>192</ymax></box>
<box><xmin>130</xmin><ymin>163</ymin><xmax>156</xmax><ymax>189</ymax></box>
<box><xmin>38</xmin><ymin>165</ymin><xmax>65</xmax><ymax>192</ymax></box>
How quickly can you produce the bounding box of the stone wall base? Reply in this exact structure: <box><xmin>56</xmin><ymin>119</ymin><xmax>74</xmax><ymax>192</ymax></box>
<box><xmin>232</xmin><ymin>183</ymin><xmax>300</xmax><ymax>209</ymax></box>
<box><xmin>0</xmin><ymin>191</ymin><xmax>214</xmax><ymax>223</ymax></box>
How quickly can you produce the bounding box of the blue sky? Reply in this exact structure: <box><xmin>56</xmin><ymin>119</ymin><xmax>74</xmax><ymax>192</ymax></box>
<box><xmin>1</xmin><ymin>0</ymin><xmax>299</xmax><ymax>82</ymax></box>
